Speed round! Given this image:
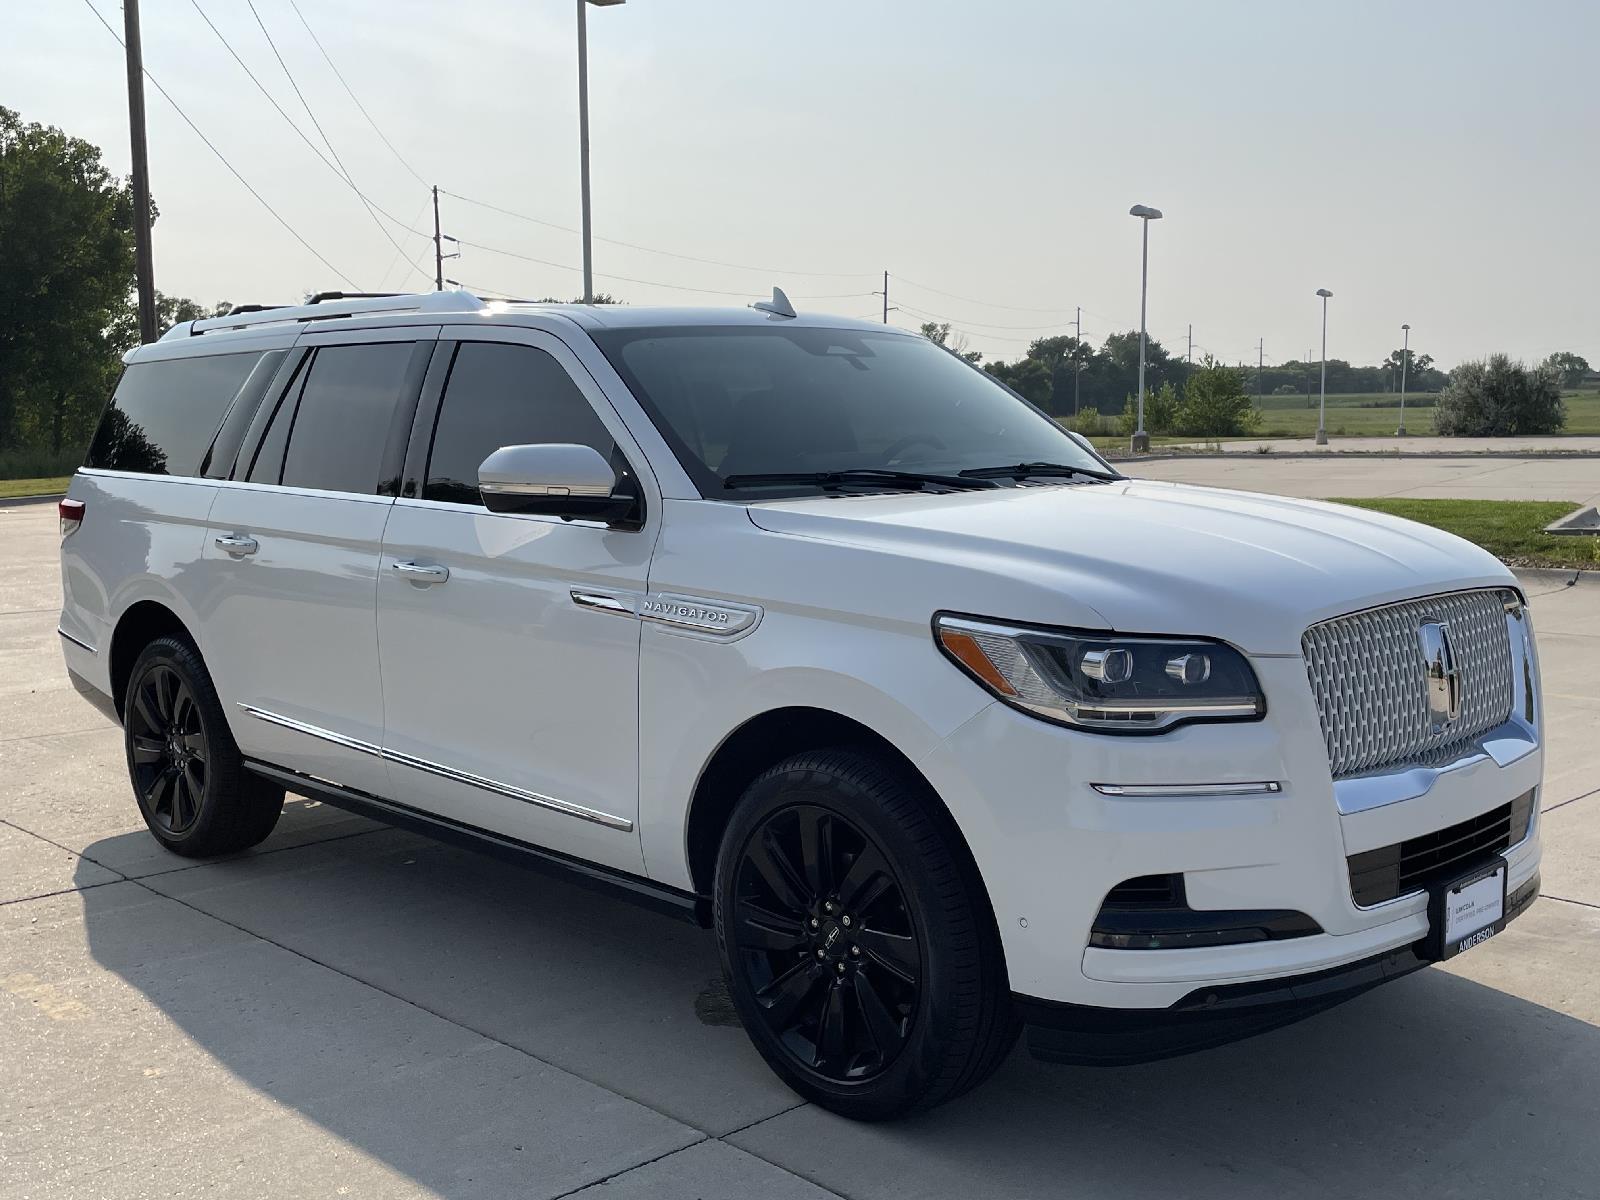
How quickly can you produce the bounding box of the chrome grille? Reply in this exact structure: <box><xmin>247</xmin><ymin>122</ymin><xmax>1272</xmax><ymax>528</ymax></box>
<box><xmin>1302</xmin><ymin>589</ymin><xmax>1515</xmax><ymax>778</ymax></box>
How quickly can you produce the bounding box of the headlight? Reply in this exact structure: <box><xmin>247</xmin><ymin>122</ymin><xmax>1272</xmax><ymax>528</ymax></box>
<box><xmin>934</xmin><ymin>614</ymin><xmax>1264</xmax><ymax>733</ymax></box>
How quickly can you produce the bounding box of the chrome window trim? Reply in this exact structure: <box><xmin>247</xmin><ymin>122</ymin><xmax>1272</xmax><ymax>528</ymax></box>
<box><xmin>237</xmin><ymin>703</ymin><xmax>633</xmax><ymax>831</ymax></box>
<box><xmin>1090</xmin><ymin>781</ymin><xmax>1282</xmax><ymax>798</ymax></box>
<box><xmin>57</xmin><ymin>628</ymin><xmax>97</xmax><ymax>654</ymax></box>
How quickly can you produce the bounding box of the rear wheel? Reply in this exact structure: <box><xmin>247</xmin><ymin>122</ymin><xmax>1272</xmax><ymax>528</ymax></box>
<box><xmin>123</xmin><ymin>636</ymin><xmax>283</xmax><ymax>857</ymax></box>
<box><xmin>714</xmin><ymin>748</ymin><xmax>1017</xmax><ymax>1120</ymax></box>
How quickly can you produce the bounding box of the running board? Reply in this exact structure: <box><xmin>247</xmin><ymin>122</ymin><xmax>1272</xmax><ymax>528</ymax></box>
<box><xmin>244</xmin><ymin>759</ymin><xmax>709</xmax><ymax>927</ymax></box>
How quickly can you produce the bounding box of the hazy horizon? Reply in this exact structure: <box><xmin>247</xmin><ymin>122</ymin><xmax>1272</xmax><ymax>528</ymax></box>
<box><xmin>11</xmin><ymin>0</ymin><xmax>1598</xmax><ymax>372</ymax></box>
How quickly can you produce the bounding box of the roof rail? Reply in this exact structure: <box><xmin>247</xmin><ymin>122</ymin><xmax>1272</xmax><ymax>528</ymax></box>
<box><xmin>182</xmin><ymin>290</ymin><xmax>485</xmax><ymax>337</ymax></box>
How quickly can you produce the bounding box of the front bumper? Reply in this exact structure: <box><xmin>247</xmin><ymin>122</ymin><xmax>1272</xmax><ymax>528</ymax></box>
<box><xmin>918</xmin><ymin>644</ymin><xmax>1544</xmax><ymax>1012</ymax></box>
<box><xmin>1016</xmin><ymin>871</ymin><xmax>1540</xmax><ymax>1065</ymax></box>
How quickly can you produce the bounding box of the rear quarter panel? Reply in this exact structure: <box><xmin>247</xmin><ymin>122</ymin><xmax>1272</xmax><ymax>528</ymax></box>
<box><xmin>61</xmin><ymin>470</ymin><xmax>218</xmax><ymax>700</ymax></box>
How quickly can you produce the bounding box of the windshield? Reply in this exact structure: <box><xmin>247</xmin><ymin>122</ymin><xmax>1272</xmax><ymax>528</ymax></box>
<box><xmin>591</xmin><ymin>325</ymin><xmax>1111</xmax><ymax>496</ymax></box>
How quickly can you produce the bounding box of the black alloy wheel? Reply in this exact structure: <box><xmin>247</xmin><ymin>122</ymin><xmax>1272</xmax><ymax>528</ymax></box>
<box><xmin>733</xmin><ymin>803</ymin><xmax>921</xmax><ymax>1081</ymax></box>
<box><xmin>127</xmin><ymin>662</ymin><xmax>208</xmax><ymax>836</ymax></box>
<box><xmin>123</xmin><ymin>636</ymin><xmax>284</xmax><ymax>857</ymax></box>
<box><xmin>715</xmin><ymin>749</ymin><xmax>1018</xmax><ymax>1120</ymax></box>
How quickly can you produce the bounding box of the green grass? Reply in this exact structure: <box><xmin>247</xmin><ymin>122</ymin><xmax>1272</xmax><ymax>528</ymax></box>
<box><xmin>1080</xmin><ymin>389</ymin><xmax>1600</xmax><ymax>443</ymax></box>
<box><xmin>0</xmin><ymin>476</ymin><xmax>71</xmax><ymax>499</ymax></box>
<box><xmin>1326</xmin><ymin>498</ymin><xmax>1598</xmax><ymax>570</ymax></box>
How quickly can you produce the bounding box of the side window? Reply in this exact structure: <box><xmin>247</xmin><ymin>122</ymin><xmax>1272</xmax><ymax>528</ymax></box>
<box><xmin>85</xmin><ymin>351</ymin><xmax>263</xmax><ymax>476</ymax></box>
<box><xmin>273</xmin><ymin>343</ymin><xmax>417</xmax><ymax>494</ymax></box>
<box><xmin>424</xmin><ymin>342</ymin><xmax>616</xmax><ymax>506</ymax></box>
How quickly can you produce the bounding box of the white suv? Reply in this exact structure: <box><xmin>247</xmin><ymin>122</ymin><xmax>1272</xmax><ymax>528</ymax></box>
<box><xmin>58</xmin><ymin>290</ymin><xmax>1543</xmax><ymax>1119</ymax></box>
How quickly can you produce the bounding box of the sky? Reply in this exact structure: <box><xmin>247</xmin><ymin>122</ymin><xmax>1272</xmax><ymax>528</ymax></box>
<box><xmin>10</xmin><ymin>0</ymin><xmax>1599</xmax><ymax>371</ymax></box>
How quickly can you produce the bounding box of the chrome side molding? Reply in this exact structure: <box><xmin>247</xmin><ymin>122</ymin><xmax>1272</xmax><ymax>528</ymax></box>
<box><xmin>237</xmin><ymin>703</ymin><xmax>633</xmax><ymax>831</ymax></box>
<box><xmin>57</xmin><ymin>627</ymin><xmax>97</xmax><ymax>654</ymax></box>
<box><xmin>1091</xmin><ymin>781</ymin><xmax>1282</xmax><ymax>798</ymax></box>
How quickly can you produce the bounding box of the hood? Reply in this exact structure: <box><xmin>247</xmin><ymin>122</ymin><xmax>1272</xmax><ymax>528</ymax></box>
<box><xmin>745</xmin><ymin>479</ymin><xmax>1516</xmax><ymax>656</ymax></box>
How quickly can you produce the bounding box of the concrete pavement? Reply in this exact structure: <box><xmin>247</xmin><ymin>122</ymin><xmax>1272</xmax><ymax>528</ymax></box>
<box><xmin>1130</xmin><ymin>454</ymin><xmax>1600</xmax><ymax>509</ymax></box>
<box><xmin>3</xmin><ymin>495</ymin><xmax>1598</xmax><ymax>1199</ymax></box>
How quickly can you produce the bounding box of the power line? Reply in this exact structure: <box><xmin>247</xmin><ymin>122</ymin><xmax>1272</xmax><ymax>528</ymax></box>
<box><xmin>440</xmin><ymin>188</ymin><xmax>875</xmax><ymax>280</ymax></box>
<box><xmin>892</xmin><ymin>274</ymin><xmax>1083</xmax><ymax>314</ymax></box>
<box><xmin>286</xmin><ymin>0</ymin><xmax>429</xmax><ymax>187</ymax></box>
<box><xmin>453</xmin><ymin>237</ymin><xmax>873</xmax><ymax>301</ymax></box>
<box><xmin>80</xmin><ymin>0</ymin><xmax>358</xmax><ymax>288</ymax></box>
<box><xmin>893</xmin><ymin>298</ymin><xmax>1073</xmax><ymax>333</ymax></box>
<box><xmin>243</xmin><ymin>0</ymin><xmax>431</xmax><ymax>288</ymax></box>
<box><xmin>187</xmin><ymin>0</ymin><xmax>425</xmax><ymax>251</ymax></box>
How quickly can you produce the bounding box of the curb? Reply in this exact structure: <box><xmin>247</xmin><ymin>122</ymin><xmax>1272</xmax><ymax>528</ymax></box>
<box><xmin>1514</xmin><ymin>566</ymin><xmax>1598</xmax><ymax>584</ymax></box>
<box><xmin>0</xmin><ymin>492</ymin><xmax>66</xmax><ymax>508</ymax></box>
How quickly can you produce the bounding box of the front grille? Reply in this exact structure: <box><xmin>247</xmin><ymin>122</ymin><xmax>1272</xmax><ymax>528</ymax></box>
<box><xmin>1303</xmin><ymin>589</ymin><xmax>1515</xmax><ymax>778</ymax></box>
<box><xmin>1347</xmin><ymin>789</ymin><xmax>1535</xmax><ymax>907</ymax></box>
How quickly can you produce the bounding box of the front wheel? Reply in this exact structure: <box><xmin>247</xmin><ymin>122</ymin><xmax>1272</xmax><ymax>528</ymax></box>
<box><xmin>713</xmin><ymin>748</ymin><xmax>1017</xmax><ymax>1120</ymax></box>
<box><xmin>123</xmin><ymin>636</ymin><xmax>284</xmax><ymax>857</ymax></box>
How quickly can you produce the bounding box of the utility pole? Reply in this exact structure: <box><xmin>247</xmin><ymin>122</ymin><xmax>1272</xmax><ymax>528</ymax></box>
<box><xmin>1187</xmin><ymin>323</ymin><xmax>1192</xmax><ymax>365</ymax></box>
<box><xmin>1305</xmin><ymin>348</ymin><xmax>1313</xmax><ymax>409</ymax></box>
<box><xmin>123</xmin><ymin>0</ymin><xmax>157</xmax><ymax>343</ymax></box>
<box><xmin>1074</xmin><ymin>306</ymin><xmax>1082</xmax><ymax>415</ymax></box>
<box><xmin>432</xmin><ymin>185</ymin><xmax>443</xmax><ymax>292</ymax></box>
<box><xmin>882</xmin><ymin>270</ymin><xmax>889</xmax><ymax>323</ymax></box>
<box><xmin>1257</xmin><ymin>337</ymin><xmax>1264</xmax><ymax>403</ymax></box>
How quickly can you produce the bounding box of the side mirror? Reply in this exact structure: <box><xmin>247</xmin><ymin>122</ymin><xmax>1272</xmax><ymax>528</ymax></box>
<box><xmin>478</xmin><ymin>443</ymin><xmax>640</xmax><ymax>527</ymax></box>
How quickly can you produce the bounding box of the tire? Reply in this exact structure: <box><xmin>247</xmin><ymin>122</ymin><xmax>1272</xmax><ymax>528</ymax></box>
<box><xmin>713</xmin><ymin>748</ymin><xmax>1018</xmax><ymax>1120</ymax></box>
<box><xmin>122</xmin><ymin>635</ymin><xmax>284</xmax><ymax>857</ymax></box>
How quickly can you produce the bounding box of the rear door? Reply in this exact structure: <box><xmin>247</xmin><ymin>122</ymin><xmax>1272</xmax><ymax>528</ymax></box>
<box><xmin>375</xmin><ymin>327</ymin><xmax>655</xmax><ymax>874</ymax></box>
<box><xmin>202</xmin><ymin>327</ymin><xmax>437</xmax><ymax>795</ymax></box>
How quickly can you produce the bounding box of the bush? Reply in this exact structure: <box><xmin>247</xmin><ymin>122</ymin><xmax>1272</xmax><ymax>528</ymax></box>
<box><xmin>1434</xmin><ymin>355</ymin><xmax>1565</xmax><ymax>436</ymax></box>
<box><xmin>1066</xmin><ymin>405</ymin><xmax>1103</xmax><ymax>435</ymax></box>
<box><xmin>1174</xmin><ymin>359</ymin><xmax>1260</xmax><ymax>436</ymax></box>
<box><xmin>1118</xmin><ymin>381</ymin><xmax>1180</xmax><ymax>435</ymax></box>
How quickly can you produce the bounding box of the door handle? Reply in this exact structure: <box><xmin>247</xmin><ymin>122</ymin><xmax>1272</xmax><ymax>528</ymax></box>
<box><xmin>391</xmin><ymin>560</ymin><xmax>449</xmax><ymax>585</ymax></box>
<box><xmin>214</xmin><ymin>534</ymin><xmax>258</xmax><ymax>557</ymax></box>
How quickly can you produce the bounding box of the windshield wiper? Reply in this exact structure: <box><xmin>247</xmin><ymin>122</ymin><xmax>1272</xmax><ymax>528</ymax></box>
<box><xmin>958</xmin><ymin>461</ymin><xmax>1120</xmax><ymax>482</ymax></box>
<box><xmin>721</xmin><ymin>469</ymin><xmax>998</xmax><ymax>493</ymax></box>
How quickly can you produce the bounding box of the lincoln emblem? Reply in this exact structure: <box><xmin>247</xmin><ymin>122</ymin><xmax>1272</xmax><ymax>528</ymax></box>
<box><xmin>1417</xmin><ymin>621</ymin><xmax>1462</xmax><ymax>730</ymax></box>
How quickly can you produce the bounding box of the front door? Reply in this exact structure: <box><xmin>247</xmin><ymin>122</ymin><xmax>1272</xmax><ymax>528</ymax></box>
<box><xmin>375</xmin><ymin>328</ymin><xmax>655</xmax><ymax>874</ymax></box>
<box><xmin>203</xmin><ymin>328</ymin><xmax>436</xmax><ymax>796</ymax></box>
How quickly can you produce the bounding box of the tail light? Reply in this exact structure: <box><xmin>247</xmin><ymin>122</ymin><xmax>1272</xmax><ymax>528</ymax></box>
<box><xmin>59</xmin><ymin>497</ymin><xmax>85</xmax><ymax>538</ymax></box>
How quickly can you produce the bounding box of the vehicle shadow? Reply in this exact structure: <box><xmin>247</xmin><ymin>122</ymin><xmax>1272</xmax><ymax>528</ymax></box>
<box><xmin>71</xmin><ymin>814</ymin><xmax>1599</xmax><ymax>1200</ymax></box>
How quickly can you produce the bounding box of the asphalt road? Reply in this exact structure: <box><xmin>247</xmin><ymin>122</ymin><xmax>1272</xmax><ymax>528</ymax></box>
<box><xmin>3</xmin><ymin>494</ymin><xmax>1598</xmax><ymax>1200</ymax></box>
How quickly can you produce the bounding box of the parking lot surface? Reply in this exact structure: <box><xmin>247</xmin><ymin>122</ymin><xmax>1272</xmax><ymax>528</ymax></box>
<box><xmin>1130</xmin><ymin>454</ymin><xmax>1600</xmax><ymax>509</ymax></box>
<box><xmin>3</xmin><ymin>495</ymin><xmax>1597</xmax><ymax>1199</ymax></box>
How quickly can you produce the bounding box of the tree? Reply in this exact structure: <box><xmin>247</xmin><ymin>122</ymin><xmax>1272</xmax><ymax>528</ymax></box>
<box><xmin>1173</xmin><ymin>358</ymin><xmax>1259</xmax><ymax>436</ymax></box>
<box><xmin>0</xmin><ymin>106</ymin><xmax>138</xmax><ymax>457</ymax></box>
<box><xmin>1435</xmin><ymin>355</ymin><xmax>1565</xmax><ymax>436</ymax></box>
<box><xmin>919</xmin><ymin>321</ymin><xmax>982</xmax><ymax>364</ymax></box>
<box><xmin>107</xmin><ymin>292</ymin><xmax>233</xmax><ymax>353</ymax></box>
<box><xmin>984</xmin><ymin>358</ymin><xmax>1052</xmax><ymax>408</ymax></box>
<box><xmin>1383</xmin><ymin>347</ymin><xmax>1435</xmax><ymax>385</ymax></box>
<box><xmin>1542</xmin><ymin>351</ymin><xmax>1591</xmax><ymax>390</ymax></box>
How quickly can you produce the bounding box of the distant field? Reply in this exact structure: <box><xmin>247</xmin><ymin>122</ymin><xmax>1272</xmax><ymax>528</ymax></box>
<box><xmin>1082</xmin><ymin>389</ymin><xmax>1600</xmax><ymax>444</ymax></box>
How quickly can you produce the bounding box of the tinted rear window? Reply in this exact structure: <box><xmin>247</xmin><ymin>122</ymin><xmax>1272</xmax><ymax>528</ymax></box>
<box><xmin>277</xmin><ymin>342</ymin><xmax>417</xmax><ymax>494</ymax></box>
<box><xmin>85</xmin><ymin>352</ymin><xmax>263</xmax><ymax>476</ymax></box>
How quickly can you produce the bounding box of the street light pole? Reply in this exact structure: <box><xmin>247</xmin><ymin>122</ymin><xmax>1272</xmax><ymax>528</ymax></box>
<box><xmin>1315</xmin><ymin>288</ymin><xmax>1333</xmax><ymax>446</ymax></box>
<box><xmin>1129</xmin><ymin>205</ymin><xmax>1163</xmax><ymax>452</ymax></box>
<box><xmin>1397</xmin><ymin>323</ymin><xmax>1411</xmax><ymax>436</ymax></box>
<box><xmin>577</xmin><ymin>0</ymin><xmax>624</xmax><ymax>304</ymax></box>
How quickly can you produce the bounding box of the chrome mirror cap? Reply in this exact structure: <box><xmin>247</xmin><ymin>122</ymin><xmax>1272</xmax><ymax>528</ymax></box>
<box><xmin>478</xmin><ymin>443</ymin><xmax>617</xmax><ymax>500</ymax></box>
